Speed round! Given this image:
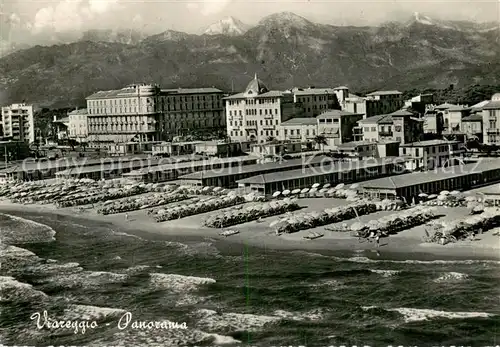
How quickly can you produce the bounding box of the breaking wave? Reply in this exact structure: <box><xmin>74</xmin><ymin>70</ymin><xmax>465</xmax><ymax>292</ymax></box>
<box><xmin>0</xmin><ymin>212</ymin><xmax>56</xmax><ymax>244</ymax></box>
<box><xmin>434</xmin><ymin>272</ymin><xmax>469</xmax><ymax>282</ymax></box>
<box><xmin>362</xmin><ymin>306</ymin><xmax>495</xmax><ymax>322</ymax></box>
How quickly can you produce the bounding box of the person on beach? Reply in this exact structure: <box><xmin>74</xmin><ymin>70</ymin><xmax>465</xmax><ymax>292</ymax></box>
<box><xmin>125</xmin><ymin>213</ymin><xmax>129</xmax><ymax>221</ymax></box>
<box><xmin>375</xmin><ymin>234</ymin><xmax>380</xmax><ymax>247</ymax></box>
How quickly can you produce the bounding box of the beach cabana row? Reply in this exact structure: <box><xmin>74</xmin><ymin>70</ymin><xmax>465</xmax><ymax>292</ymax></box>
<box><xmin>204</xmin><ymin>199</ymin><xmax>300</xmax><ymax>228</ymax></box>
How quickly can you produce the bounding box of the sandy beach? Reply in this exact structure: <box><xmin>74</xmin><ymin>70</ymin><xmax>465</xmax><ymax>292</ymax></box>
<box><xmin>2</xmin><ymin>197</ymin><xmax>499</xmax><ymax>260</ymax></box>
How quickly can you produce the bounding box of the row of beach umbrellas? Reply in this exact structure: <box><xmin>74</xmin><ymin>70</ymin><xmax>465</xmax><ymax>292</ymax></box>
<box><xmin>272</xmin><ymin>183</ymin><xmax>360</xmax><ymax>198</ymax></box>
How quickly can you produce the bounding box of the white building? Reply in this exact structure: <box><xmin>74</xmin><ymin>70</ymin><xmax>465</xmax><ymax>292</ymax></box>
<box><xmin>1</xmin><ymin>103</ymin><xmax>35</xmax><ymax>144</ymax></box>
<box><xmin>68</xmin><ymin>108</ymin><xmax>89</xmax><ymax>143</ymax></box>
<box><xmin>482</xmin><ymin>93</ymin><xmax>500</xmax><ymax>145</ymax></box>
<box><xmin>224</xmin><ymin>74</ymin><xmax>297</xmax><ymax>143</ymax></box>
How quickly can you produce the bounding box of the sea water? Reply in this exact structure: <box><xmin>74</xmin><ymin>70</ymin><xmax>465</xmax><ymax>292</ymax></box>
<box><xmin>0</xmin><ymin>210</ymin><xmax>499</xmax><ymax>346</ymax></box>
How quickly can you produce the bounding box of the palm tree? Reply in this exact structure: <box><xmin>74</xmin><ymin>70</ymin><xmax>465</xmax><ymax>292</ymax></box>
<box><xmin>313</xmin><ymin>135</ymin><xmax>328</xmax><ymax>151</ymax></box>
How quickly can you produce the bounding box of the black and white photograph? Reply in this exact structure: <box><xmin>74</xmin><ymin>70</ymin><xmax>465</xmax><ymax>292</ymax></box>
<box><xmin>0</xmin><ymin>0</ymin><xmax>499</xmax><ymax>345</ymax></box>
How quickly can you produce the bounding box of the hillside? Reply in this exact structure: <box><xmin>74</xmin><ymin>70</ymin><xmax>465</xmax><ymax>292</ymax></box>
<box><xmin>0</xmin><ymin>12</ymin><xmax>499</xmax><ymax>107</ymax></box>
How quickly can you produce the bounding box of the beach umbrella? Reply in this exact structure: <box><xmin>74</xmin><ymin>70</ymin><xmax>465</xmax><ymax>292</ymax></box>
<box><xmin>272</xmin><ymin>191</ymin><xmax>281</xmax><ymax>198</ymax></box>
<box><xmin>323</xmin><ymin>183</ymin><xmax>331</xmax><ymax>189</ymax></box>
<box><xmin>428</xmin><ymin>194</ymin><xmax>438</xmax><ymax>199</ymax></box>
<box><xmin>312</xmin><ymin>183</ymin><xmax>320</xmax><ymax>188</ymax></box>
<box><xmin>291</xmin><ymin>189</ymin><xmax>301</xmax><ymax>195</ymax></box>
<box><xmin>418</xmin><ymin>193</ymin><xmax>428</xmax><ymax>198</ymax></box>
<box><xmin>309</xmin><ymin>187</ymin><xmax>318</xmax><ymax>193</ymax></box>
<box><xmin>350</xmin><ymin>183</ymin><xmax>359</xmax><ymax>190</ymax></box>
<box><xmin>227</xmin><ymin>191</ymin><xmax>237</xmax><ymax>197</ymax></box>
<box><xmin>300</xmin><ymin>188</ymin><xmax>309</xmax><ymax>194</ymax></box>
<box><xmin>437</xmin><ymin>195</ymin><xmax>447</xmax><ymax>201</ymax></box>
<box><xmin>335</xmin><ymin>183</ymin><xmax>345</xmax><ymax>190</ymax></box>
<box><xmin>450</xmin><ymin>190</ymin><xmax>460</xmax><ymax>195</ymax></box>
<box><xmin>465</xmin><ymin>196</ymin><xmax>477</xmax><ymax>202</ymax></box>
<box><xmin>213</xmin><ymin>187</ymin><xmax>223</xmax><ymax>192</ymax></box>
<box><xmin>440</xmin><ymin>190</ymin><xmax>450</xmax><ymax>195</ymax></box>
<box><xmin>282</xmin><ymin>190</ymin><xmax>291</xmax><ymax>196</ymax></box>
<box><xmin>319</xmin><ymin>188</ymin><xmax>328</xmax><ymax>193</ymax></box>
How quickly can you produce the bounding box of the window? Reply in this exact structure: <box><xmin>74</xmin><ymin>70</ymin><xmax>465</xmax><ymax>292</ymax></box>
<box><xmin>371</xmin><ymin>127</ymin><xmax>376</xmax><ymax>132</ymax></box>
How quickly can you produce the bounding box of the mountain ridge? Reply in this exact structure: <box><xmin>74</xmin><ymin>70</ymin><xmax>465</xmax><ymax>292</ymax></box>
<box><xmin>0</xmin><ymin>11</ymin><xmax>499</xmax><ymax>107</ymax></box>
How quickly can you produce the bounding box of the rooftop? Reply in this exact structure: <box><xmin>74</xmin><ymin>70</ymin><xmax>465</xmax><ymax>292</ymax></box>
<box><xmin>400</xmin><ymin>140</ymin><xmax>459</xmax><ymax>147</ymax></box>
<box><xmin>337</xmin><ymin>141</ymin><xmax>377</xmax><ymax>149</ymax></box>
<box><xmin>317</xmin><ymin>109</ymin><xmax>361</xmax><ymax>119</ymax></box>
<box><xmin>121</xmin><ymin>156</ymin><xmax>255</xmax><ymax>176</ymax></box>
<box><xmin>483</xmin><ymin>100</ymin><xmax>500</xmax><ymax>110</ymax></box>
<box><xmin>434</xmin><ymin>102</ymin><xmax>460</xmax><ymax>110</ymax></box>
<box><xmin>68</xmin><ymin>108</ymin><xmax>88</xmax><ymax>116</ymax></box>
<box><xmin>358</xmin><ymin>114</ymin><xmax>393</xmax><ymax>125</ymax></box>
<box><xmin>160</xmin><ymin>87</ymin><xmax>223</xmax><ymax>94</ymax></box>
<box><xmin>361</xmin><ymin>160</ymin><xmax>500</xmax><ymax>190</ymax></box>
<box><xmin>280</xmin><ymin>118</ymin><xmax>317</xmax><ymax>126</ymax></box>
<box><xmin>293</xmin><ymin>88</ymin><xmax>336</xmax><ymax>95</ymax></box>
<box><xmin>462</xmin><ymin>114</ymin><xmax>483</xmax><ymax>122</ymax></box>
<box><xmin>470</xmin><ymin>100</ymin><xmax>490</xmax><ymax>109</ymax></box>
<box><xmin>236</xmin><ymin>157</ymin><xmax>404</xmax><ymax>185</ymax></box>
<box><xmin>179</xmin><ymin>155</ymin><xmax>333</xmax><ymax>180</ymax></box>
<box><xmin>223</xmin><ymin>90</ymin><xmax>285</xmax><ymax>100</ymax></box>
<box><xmin>366</xmin><ymin>90</ymin><xmax>402</xmax><ymax>96</ymax></box>
<box><xmin>0</xmin><ymin>156</ymin><xmax>164</xmax><ymax>174</ymax></box>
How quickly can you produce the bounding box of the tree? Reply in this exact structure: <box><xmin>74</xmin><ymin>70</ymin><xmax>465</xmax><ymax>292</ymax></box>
<box><xmin>313</xmin><ymin>135</ymin><xmax>328</xmax><ymax>151</ymax></box>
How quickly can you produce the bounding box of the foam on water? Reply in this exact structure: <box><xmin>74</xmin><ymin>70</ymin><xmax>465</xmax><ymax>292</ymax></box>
<box><xmin>0</xmin><ymin>212</ymin><xmax>56</xmax><ymax>244</ymax></box>
<box><xmin>290</xmin><ymin>250</ymin><xmax>329</xmax><ymax>258</ymax></box>
<box><xmin>193</xmin><ymin>309</ymin><xmax>280</xmax><ymax>331</ymax></box>
<box><xmin>362</xmin><ymin>306</ymin><xmax>495</xmax><ymax>323</ymax></box>
<box><xmin>273</xmin><ymin>309</ymin><xmax>325</xmax><ymax>321</ymax></box>
<box><xmin>45</xmin><ymin>270</ymin><xmax>129</xmax><ymax>289</ymax></box>
<box><xmin>63</xmin><ymin>304</ymin><xmax>126</xmax><ymax>321</ymax></box>
<box><xmin>434</xmin><ymin>272</ymin><xmax>469</xmax><ymax>282</ymax></box>
<box><xmin>0</xmin><ymin>276</ymin><xmax>48</xmax><ymax>302</ymax></box>
<box><xmin>149</xmin><ymin>273</ymin><xmax>216</xmax><ymax>292</ymax></box>
<box><xmin>338</xmin><ymin>256</ymin><xmax>500</xmax><ymax>265</ymax></box>
<box><xmin>370</xmin><ymin>269</ymin><xmax>401</xmax><ymax>277</ymax></box>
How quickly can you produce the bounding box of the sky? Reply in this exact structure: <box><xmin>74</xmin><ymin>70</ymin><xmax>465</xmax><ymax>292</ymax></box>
<box><xmin>1</xmin><ymin>0</ymin><xmax>499</xmax><ymax>42</ymax></box>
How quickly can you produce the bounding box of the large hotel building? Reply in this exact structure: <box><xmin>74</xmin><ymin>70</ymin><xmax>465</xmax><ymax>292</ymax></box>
<box><xmin>224</xmin><ymin>74</ymin><xmax>342</xmax><ymax>143</ymax></box>
<box><xmin>85</xmin><ymin>84</ymin><xmax>224</xmax><ymax>148</ymax></box>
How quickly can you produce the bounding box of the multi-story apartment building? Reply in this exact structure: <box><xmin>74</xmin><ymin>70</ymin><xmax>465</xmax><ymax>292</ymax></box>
<box><xmin>225</xmin><ymin>75</ymin><xmax>300</xmax><ymax>143</ymax></box>
<box><xmin>432</xmin><ymin>103</ymin><xmax>471</xmax><ymax>134</ymax></box>
<box><xmin>354</xmin><ymin>109</ymin><xmax>424</xmax><ymax>144</ymax></box>
<box><xmin>276</xmin><ymin>110</ymin><xmax>362</xmax><ymax>149</ymax></box>
<box><xmin>482</xmin><ymin>93</ymin><xmax>500</xmax><ymax>145</ymax></box>
<box><xmin>68</xmin><ymin>108</ymin><xmax>89</xmax><ymax>143</ymax></box>
<box><xmin>342</xmin><ymin>90</ymin><xmax>404</xmax><ymax>119</ymax></box>
<box><xmin>86</xmin><ymin>84</ymin><xmax>225</xmax><ymax>148</ymax></box>
<box><xmin>400</xmin><ymin>140</ymin><xmax>465</xmax><ymax>170</ymax></box>
<box><xmin>1</xmin><ymin>103</ymin><xmax>35</xmax><ymax>144</ymax></box>
<box><xmin>317</xmin><ymin>110</ymin><xmax>363</xmax><ymax>146</ymax></box>
<box><xmin>461</xmin><ymin>114</ymin><xmax>483</xmax><ymax>142</ymax></box>
<box><xmin>290</xmin><ymin>87</ymin><xmax>341</xmax><ymax>117</ymax></box>
<box><xmin>157</xmin><ymin>87</ymin><xmax>224</xmax><ymax>139</ymax></box>
<box><xmin>86</xmin><ymin>84</ymin><xmax>160</xmax><ymax>147</ymax></box>
<box><xmin>278</xmin><ymin>118</ymin><xmax>318</xmax><ymax>142</ymax></box>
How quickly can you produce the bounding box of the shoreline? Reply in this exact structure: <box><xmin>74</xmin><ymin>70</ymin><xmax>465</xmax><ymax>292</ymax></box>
<box><xmin>1</xmin><ymin>200</ymin><xmax>499</xmax><ymax>261</ymax></box>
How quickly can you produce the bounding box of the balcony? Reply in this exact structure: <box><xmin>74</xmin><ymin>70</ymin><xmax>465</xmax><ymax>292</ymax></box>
<box><xmin>379</xmin><ymin>130</ymin><xmax>393</xmax><ymax>137</ymax></box>
<box><xmin>487</xmin><ymin>128</ymin><xmax>500</xmax><ymax>134</ymax></box>
<box><xmin>352</xmin><ymin>127</ymin><xmax>363</xmax><ymax>135</ymax></box>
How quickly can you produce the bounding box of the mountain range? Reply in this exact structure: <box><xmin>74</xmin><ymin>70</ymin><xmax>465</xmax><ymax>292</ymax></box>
<box><xmin>0</xmin><ymin>11</ymin><xmax>499</xmax><ymax>108</ymax></box>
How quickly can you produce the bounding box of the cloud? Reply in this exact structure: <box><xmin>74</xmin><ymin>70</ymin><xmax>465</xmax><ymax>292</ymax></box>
<box><xmin>32</xmin><ymin>0</ymin><xmax>121</xmax><ymax>33</ymax></box>
<box><xmin>186</xmin><ymin>0</ymin><xmax>232</xmax><ymax>16</ymax></box>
